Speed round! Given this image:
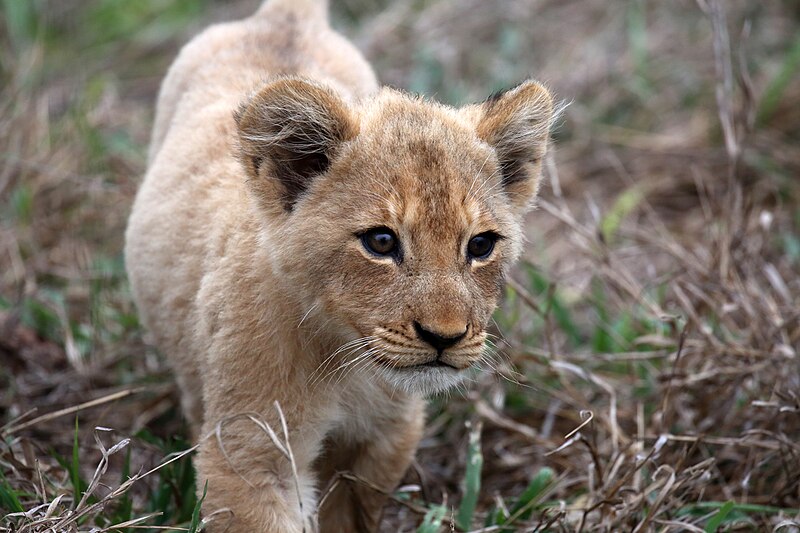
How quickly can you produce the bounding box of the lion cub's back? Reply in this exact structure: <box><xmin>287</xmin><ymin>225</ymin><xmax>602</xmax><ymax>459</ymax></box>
<box><xmin>125</xmin><ymin>6</ymin><xmax>378</xmax><ymax>366</ymax></box>
<box><xmin>125</xmin><ymin>20</ymin><xmax>258</xmax><ymax>363</ymax></box>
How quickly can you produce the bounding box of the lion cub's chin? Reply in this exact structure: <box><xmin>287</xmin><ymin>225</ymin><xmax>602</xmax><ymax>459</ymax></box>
<box><xmin>375</xmin><ymin>363</ymin><xmax>472</xmax><ymax>396</ymax></box>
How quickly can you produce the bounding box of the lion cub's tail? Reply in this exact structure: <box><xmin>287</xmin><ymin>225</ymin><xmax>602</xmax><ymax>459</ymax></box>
<box><xmin>255</xmin><ymin>0</ymin><xmax>328</xmax><ymax>21</ymax></box>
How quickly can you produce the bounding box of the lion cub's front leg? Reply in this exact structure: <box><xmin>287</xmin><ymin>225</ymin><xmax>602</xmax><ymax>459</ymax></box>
<box><xmin>195</xmin><ymin>357</ymin><xmax>325</xmax><ymax>533</ymax></box>
<box><xmin>317</xmin><ymin>397</ymin><xmax>425</xmax><ymax>532</ymax></box>
<box><xmin>196</xmin><ymin>416</ymin><xmax>319</xmax><ymax>533</ymax></box>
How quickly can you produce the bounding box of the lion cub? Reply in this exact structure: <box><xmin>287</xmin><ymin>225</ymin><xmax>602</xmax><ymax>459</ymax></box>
<box><xmin>125</xmin><ymin>0</ymin><xmax>554</xmax><ymax>531</ymax></box>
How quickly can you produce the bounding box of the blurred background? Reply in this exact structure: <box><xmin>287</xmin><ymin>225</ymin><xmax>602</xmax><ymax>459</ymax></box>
<box><xmin>1</xmin><ymin>1</ymin><xmax>798</xmax><ymax>531</ymax></box>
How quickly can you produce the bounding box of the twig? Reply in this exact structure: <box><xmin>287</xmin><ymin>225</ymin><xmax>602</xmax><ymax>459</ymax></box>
<box><xmin>2</xmin><ymin>388</ymin><xmax>147</xmax><ymax>435</ymax></box>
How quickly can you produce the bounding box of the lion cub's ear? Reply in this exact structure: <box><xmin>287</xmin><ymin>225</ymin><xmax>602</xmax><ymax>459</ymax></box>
<box><xmin>235</xmin><ymin>78</ymin><xmax>359</xmax><ymax>211</ymax></box>
<box><xmin>465</xmin><ymin>81</ymin><xmax>555</xmax><ymax>211</ymax></box>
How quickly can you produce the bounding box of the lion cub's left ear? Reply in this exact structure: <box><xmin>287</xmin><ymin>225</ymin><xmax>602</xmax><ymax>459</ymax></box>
<box><xmin>235</xmin><ymin>78</ymin><xmax>359</xmax><ymax>213</ymax></box>
<box><xmin>464</xmin><ymin>81</ymin><xmax>555</xmax><ymax>211</ymax></box>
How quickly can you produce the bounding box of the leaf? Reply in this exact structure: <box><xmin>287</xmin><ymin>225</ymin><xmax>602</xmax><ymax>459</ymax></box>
<box><xmin>10</xmin><ymin>185</ymin><xmax>34</xmax><ymax>225</ymax></box>
<box><xmin>494</xmin><ymin>467</ymin><xmax>555</xmax><ymax>526</ymax></box>
<box><xmin>601</xmin><ymin>185</ymin><xmax>645</xmax><ymax>243</ymax></box>
<box><xmin>417</xmin><ymin>504</ymin><xmax>447</xmax><ymax>533</ymax></box>
<box><xmin>758</xmin><ymin>34</ymin><xmax>800</xmax><ymax>125</ymax></box>
<box><xmin>0</xmin><ymin>469</ymin><xmax>25</xmax><ymax>513</ymax></box>
<box><xmin>705</xmin><ymin>500</ymin><xmax>735</xmax><ymax>532</ymax></box>
<box><xmin>509</xmin><ymin>467</ymin><xmax>554</xmax><ymax>521</ymax></box>
<box><xmin>2</xmin><ymin>0</ymin><xmax>38</xmax><ymax>50</ymax></box>
<box><xmin>187</xmin><ymin>480</ymin><xmax>207</xmax><ymax>533</ymax></box>
<box><xmin>20</xmin><ymin>297</ymin><xmax>62</xmax><ymax>343</ymax></box>
<box><xmin>456</xmin><ymin>421</ymin><xmax>483</xmax><ymax>530</ymax></box>
<box><xmin>526</xmin><ymin>266</ymin><xmax>582</xmax><ymax>346</ymax></box>
<box><xmin>113</xmin><ymin>447</ymin><xmax>133</xmax><ymax>524</ymax></box>
<box><xmin>70</xmin><ymin>416</ymin><xmax>85</xmax><ymax>506</ymax></box>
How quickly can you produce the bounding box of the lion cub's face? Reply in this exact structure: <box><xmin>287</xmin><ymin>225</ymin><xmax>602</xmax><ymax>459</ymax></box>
<box><xmin>237</xmin><ymin>79</ymin><xmax>554</xmax><ymax>395</ymax></box>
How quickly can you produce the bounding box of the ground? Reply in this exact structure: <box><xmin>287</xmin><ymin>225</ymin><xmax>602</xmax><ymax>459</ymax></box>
<box><xmin>1</xmin><ymin>0</ymin><xmax>799</xmax><ymax>531</ymax></box>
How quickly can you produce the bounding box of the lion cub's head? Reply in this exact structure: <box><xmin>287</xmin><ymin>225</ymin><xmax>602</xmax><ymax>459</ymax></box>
<box><xmin>236</xmin><ymin>78</ymin><xmax>554</xmax><ymax>395</ymax></box>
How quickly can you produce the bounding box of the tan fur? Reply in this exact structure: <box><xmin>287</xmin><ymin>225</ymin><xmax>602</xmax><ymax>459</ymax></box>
<box><xmin>125</xmin><ymin>1</ymin><xmax>555</xmax><ymax>531</ymax></box>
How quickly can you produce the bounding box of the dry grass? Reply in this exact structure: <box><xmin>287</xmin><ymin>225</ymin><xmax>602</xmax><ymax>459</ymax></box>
<box><xmin>1</xmin><ymin>0</ymin><xmax>799</xmax><ymax>531</ymax></box>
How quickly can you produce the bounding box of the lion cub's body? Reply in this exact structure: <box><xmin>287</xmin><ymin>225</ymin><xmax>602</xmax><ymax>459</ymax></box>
<box><xmin>126</xmin><ymin>0</ymin><xmax>554</xmax><ymax>531</ymax></box>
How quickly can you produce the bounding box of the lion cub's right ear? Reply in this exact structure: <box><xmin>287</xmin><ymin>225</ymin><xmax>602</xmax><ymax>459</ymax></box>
<box><xmin>462</xmin><ymin>81</ymin><xmax>555</xmax><ymax>212</ymax></box>
<box><xmin>235</xmin><ymin>78</ymin><xmax>359</xmax><ymax>212</ymax></box>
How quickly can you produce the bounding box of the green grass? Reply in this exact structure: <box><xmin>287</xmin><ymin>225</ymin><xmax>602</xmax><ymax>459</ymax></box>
<box><xmin>135</xmin><ymin>430</ymin><xmax>199</xmax><ymax>529</ymax></box>
<box><xmin>70</xmin><ymin>417</ymin><xmax>86</xmax><ymax>508</ymax></box>
<box><xmin>522</xmin><ymin>264</ymin><xmax>583</xmax><ymax>347</ymax></box>
<box><xmin>488</xmin><ymin>467</ymin><xmax>556</xmax><ymax>529</ymax></box>
<box><xmin>188</xmin><ymin>481</ymin><xmax>208</xmax><ymax>533</ymax></box>
<box><xmin>4</xmin><ymin>427</ymin><xmax>199</xmax><ymax>531</ymax></box>
<box><xmin>455</xmin><ymin>422</ymin><xmax>483</xmax><ymax>530</ymax></box>
<box><xmin>0</xmin><ymin>469</ymin><xmax>25</xmax><ymax>514</ymax></box>
<box><xmin>758</xmin><ymin>32</ymin><xmax>800</xmax><ymax>125</ymax></box>
<box><xmin>416</xmin><ymin>504</ymin><xmax>448</xmax><ymax>533</ymax></box>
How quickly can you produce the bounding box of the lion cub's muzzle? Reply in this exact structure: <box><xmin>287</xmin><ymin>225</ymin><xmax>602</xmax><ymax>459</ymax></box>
<box><xmin>375</xmin><ymin>321</ymin><xmax>486</xmax><ymax>371</ymax></box>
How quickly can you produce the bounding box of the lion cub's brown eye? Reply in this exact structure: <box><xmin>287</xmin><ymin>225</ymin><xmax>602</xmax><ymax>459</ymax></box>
<box><xmin>467</xmin><ymin>232</ymin><xmax>498</xmax><ymax>260</ymax></box>
<box><xmin>361</xmin><ymin>227</ymin><xmax>398</xmax><ymax>257</ymax></box>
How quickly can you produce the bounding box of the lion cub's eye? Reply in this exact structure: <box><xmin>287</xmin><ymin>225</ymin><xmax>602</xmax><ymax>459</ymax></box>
<box><xmin>361</xmin><ymin>227</ymin><xmax>398</xmax><ymax>257</ymax></box>
<box><xmin>467</xmin><ymin>232</ymin><xmax>498</xmax><ymax>260</ymax></box>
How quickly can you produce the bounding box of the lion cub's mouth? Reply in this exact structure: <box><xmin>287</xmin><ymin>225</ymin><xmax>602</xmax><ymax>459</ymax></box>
<box><xmin>373</xmin><ymin>351</ymin><xmax>472</xmax><ymax>372</ymax></box>
<box><xmin>370</xmin><ymin>347</ymin><xmax>477</xmax><ymax>395</ymax></box>
<box><xmin>416</xmin><ymin>359</ymin><xmax>458</xmax><ymax>369</ymax></box>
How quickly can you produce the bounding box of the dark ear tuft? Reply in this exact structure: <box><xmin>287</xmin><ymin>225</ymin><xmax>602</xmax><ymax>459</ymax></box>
<box><xmin>470</xmin><ymin>80</ymin><xmax>555</xmax><ymax>210</ymax></box>
<box><xmin>235</xmin><ymin>78</ymin><xmax>358</xmax><ymax>211</ymax></box>
<box><xmin>484</xmin><ymin>82</ymin><xmax>522</xmax><ymax>107</ymax></box>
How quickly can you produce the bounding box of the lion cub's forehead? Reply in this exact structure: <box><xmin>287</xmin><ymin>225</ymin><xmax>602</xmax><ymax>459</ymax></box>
<box><xmin>349</xmin><ymin>92</ymin><xmax>501</xmax><ymax>234</ymax></box>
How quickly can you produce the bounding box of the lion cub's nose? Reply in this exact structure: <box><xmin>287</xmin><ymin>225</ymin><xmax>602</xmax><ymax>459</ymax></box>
<box><xmin>413</xmin><ymin>322</ymin><xmax>468</xmax><ymax>354</ymax></box>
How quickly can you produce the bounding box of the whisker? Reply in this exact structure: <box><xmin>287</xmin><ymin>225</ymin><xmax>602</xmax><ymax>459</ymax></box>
<box><xmin>332</xmin><ymin>347</ymin><xmax>381</xmax><ymax>385</ymax></box>
<box><xmin>466</xmin><ymin>151</ymin><xmax>494</xmax><ymax>202</ymax></box>
<box><xmin>335</xmin><ymin>346</ymin><xmax>387</xmax><ymax>385</ymax></box>
<box><xmin>307</xmin><ymin>336</ymin><xmax>376</xmax><ymax>387</ymax></box>
<box><xmin>308</xmin><ymin>341</ymin><xmax>367</xmax><ymax>385</ymax></box>
<box><xmin>469</xmin><ymin>165</ymin><xmax>503</xmax><ymax>203</ymax></box>
<box><xmin>478</xmin><ymin>344</ymin><xmax>530</xmax><ymax>389</ymax></box>
<box><xmin>297</xmin><ymin>302</ymin><xmax>320</xmax><ymax>328</ymax></box>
